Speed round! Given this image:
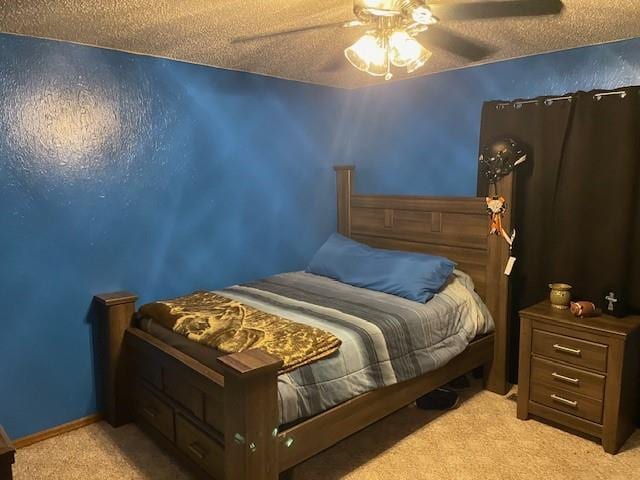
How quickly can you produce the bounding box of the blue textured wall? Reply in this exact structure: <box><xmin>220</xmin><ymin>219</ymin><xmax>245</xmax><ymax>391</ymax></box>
<box><xmin>0</xmin><ymin>34</ymin><xmax>342</xmax><ymax>439</ymax></box>
<box><xmin>342</xmin><ymin>38</ymin><xmax>640</xmax><ymax>195</ymax></box>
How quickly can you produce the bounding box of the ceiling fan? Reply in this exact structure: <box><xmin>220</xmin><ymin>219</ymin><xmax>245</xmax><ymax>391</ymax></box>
<box><xmin>234</xmin><ymin>0</ymin><xmax>564</xmax><ymax>80</ymax></box>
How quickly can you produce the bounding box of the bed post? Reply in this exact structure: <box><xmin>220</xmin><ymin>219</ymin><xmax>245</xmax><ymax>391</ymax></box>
<box><xmin>218</xmin><ymin>349</ymin><xmax>283</xmax><ymax>480</ymax></box>
<box><xmin>93</xmin><ymin>291</ymin><xmax>138</xmax><ymax>427</ymax></box>
<box><xmin>334</xmin><ymin>165</ymin><xmax>354</xmax><ymax>237</ymax></box>
<box><xmin>484</xmin><ymin>173</ymin><xmax>514</xmax><ymax>395</ymax></box>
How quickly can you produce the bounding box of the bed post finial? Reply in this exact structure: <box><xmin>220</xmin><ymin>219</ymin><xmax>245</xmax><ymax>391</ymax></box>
<box><xmin>334</xmin><ymin>165</ymin><xmax>354</xmax><ymax>237</ymax></box>
<box><xmin>218</xmin><ymin>349</ymin><xmax>282</xmax><ymax>480</ymax></box>
<box><xmin>93</xmin><ymin>291</ymin><xmax>138</xmax><ymax>427</ymax></box>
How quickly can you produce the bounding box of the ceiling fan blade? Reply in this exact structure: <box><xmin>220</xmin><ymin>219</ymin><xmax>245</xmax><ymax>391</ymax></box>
<box><xmin>420</xmin><ymin>25</ymin><xmax>496</xmax><ymax>61</ymax></box>
<box><xmin>430</xmin><ymin>0</ymin><xmax>564</xmax><ymax>21</ymax></box>
<box><xmin>233</xmin><ymin>20</ymin><xmax>365</xmax><ymax>44</ymax></box>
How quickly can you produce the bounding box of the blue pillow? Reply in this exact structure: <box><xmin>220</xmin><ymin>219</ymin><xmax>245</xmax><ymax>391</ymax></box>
<box><xmin>306</xmin><ymin>233</ymin><xmax>455</xmax><ymax>303</ymax></box>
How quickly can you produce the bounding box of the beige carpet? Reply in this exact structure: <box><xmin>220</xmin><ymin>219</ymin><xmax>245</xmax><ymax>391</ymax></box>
<box><xmin>14</xmin><ymin>384</ymin><xmax>640</xmax><ymax>480</ymax></box>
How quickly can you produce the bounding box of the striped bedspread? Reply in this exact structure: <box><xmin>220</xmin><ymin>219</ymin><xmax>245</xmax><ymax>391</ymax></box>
<box><xmin>218</xmin><ymin>270</ymin><xmax>493</xmax><ymax>425</ymax></box>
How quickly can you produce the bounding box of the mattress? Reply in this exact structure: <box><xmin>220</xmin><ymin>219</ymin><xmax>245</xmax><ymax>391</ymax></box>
<box><xmin>139</xmin><ymin>270</ymin><xmax>493</xmax><ymax>425</ymax></box>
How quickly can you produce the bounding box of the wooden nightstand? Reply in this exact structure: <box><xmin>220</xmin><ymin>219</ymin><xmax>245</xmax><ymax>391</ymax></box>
<box><xmin>517</xmin><ymin>301</ymin><xmax>640</xmax><ymax>454</ymax></box>
<box><xmin>0</xmin><ymin>426</ymin><xmax>15</xmax><ymax>480</ymax></box>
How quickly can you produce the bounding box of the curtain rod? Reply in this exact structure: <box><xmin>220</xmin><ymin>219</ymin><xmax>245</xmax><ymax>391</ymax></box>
<box><xmin>594</xmin><ymin>90</ymin><xmax>627</xmax><ymax>101</ymax></box>
<box><xmin>495</xmin><ymin>90</ymin><xmax>629</xmax><ymax>109</ymax></box>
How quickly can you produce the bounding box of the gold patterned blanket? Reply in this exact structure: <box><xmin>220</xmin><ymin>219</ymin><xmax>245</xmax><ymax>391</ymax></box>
<box><xmin>138</xmin><ymin>291</ymin><xmax>341</xmax><ymax>373</ymax></box>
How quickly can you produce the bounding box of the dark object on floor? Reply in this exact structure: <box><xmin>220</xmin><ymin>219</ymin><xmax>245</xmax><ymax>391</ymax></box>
<box><xmin>0</xmin><ymin>425</ymin><xmax>15</xmax><ymax>480</ymax></box>
<box><xmin>447</xmin><ymin>374</ymin><xmax>471</xmax><ymax>391</ymax></box>
<box><xmin>416</xmin><ymin>388</ymin><xmax>460</xmax><ymax>411</ymax></box>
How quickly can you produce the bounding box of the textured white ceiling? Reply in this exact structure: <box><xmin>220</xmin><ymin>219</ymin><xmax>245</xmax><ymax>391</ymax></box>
<box><xmin>1</xmin><ymin>1</ymin><xmax>639</xmax><ymax>89</ymax></box>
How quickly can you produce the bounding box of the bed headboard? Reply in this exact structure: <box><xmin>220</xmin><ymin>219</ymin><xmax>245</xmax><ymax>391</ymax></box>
<box><xmin>334</xmin><ymin>165</ymin><xmax>513</xmax><ymax>394</ymax></box>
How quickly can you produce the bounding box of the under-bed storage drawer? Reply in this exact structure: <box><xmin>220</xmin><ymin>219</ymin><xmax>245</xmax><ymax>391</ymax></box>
<box><xmin>134</xmin><ymin>383</ymin><xmax>175</xmax><ymax>441</ymax></box>
<box><xmin>532</xmin><ymin>329</ymin><xmax>608</xmax><ymax>372</ymax></box>
<box><xmin>175</xmin><ymin>414</ymin><xmax>224</xmax><ymax>480</ymax></box>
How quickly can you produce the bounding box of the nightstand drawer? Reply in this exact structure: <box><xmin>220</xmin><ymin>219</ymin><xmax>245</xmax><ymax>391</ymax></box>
<box><xmin>532</xmin><ymin>329</ymin><xmax>608</xmax><ymax>372</ymax></box>
<box><xmin>531</xmin><ymin>356</ymin><xmax>605</xmax><ymax>400</ymax></box>
<box><xmin>531</xmin><ymin>382</ymin><xmax>603</xmax><ymax>423</ymax></box>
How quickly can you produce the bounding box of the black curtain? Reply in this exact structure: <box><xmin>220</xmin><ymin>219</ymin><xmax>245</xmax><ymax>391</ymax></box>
<box><xmin>477</xmin><ymin>87</ymin><xmax>640</xmax><ymax>382</ymax></box>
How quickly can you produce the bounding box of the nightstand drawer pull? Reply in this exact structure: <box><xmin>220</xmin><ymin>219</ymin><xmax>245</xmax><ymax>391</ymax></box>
<box><xmin>551</xmin><ymin>372</ymin><xmax>580</xmax><ymax>385</ymax></box>
<box><xmin>552</xmin><ymin>344</ymin><xmax>581</xmax><ymax>356</ymax></box>
<box><xmin>550</xmin><ymin>394</ymin><xmax>578</xmax><ymax>407</ymax></box>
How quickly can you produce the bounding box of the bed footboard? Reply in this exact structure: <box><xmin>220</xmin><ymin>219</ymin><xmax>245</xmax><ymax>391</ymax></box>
<box><xmin>95</xmin><ymin>292</ymin><xmax>283</xmax><ymax>480</ymax></box>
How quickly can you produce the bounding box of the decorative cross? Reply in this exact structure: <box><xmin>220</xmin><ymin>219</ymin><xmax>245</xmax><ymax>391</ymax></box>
<box><xmin>605</xmin><ymin>292</ymin><xmax>618</xmax><ymax>312</ymax></box>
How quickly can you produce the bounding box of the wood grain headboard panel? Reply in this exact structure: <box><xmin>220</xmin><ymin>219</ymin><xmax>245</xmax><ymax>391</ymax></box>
<box><xmin>350</xmin><ymin>194</ymin><xmax>489</xmax><ymax>299</ymax></box>
<box><xmin>334</xmin><ymin>165</ymin><xmax>514</xmax><ymax>394</ymax></box>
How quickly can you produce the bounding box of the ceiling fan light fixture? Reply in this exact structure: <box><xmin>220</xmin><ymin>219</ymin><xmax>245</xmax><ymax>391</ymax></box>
<box><xmin>405</xmin><ymin>45</ymin><xmax>431</xmax><ymax>73</ymax></box>
<box><xmin>344</xmin><ymin>33</ymin><xmax>388</xmax><ymax>76</ymax></box>
<box><xmin>410</xmin><ymin>5</ymin><xmax>437</xmax><ymax>25</ymax></box>
<box><xmin>361</xmin><ymin>0</ymin><xmax>388</xmax><ymax>9</ymax></box>
<box><xmin>389</xmin><ymin>30</ymin><xmax>431</xmax><ymax>72</ymax></box>
<box><xmin>389</xmin><ymin>30</ymin><xmax>411</xmax><ymax>67</ymax></box>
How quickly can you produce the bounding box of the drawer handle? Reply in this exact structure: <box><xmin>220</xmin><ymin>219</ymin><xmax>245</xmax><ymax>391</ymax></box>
<box><xmin>142</xmin><ymin>407</ymin><xmax>157</xmax><ymax>418</ymax></box>
<box><xmin>550</xmin><ymin>394</ymin><xmax>578</xmax><ymax>408</ymax></box>
<box><xmin>551</xmin><ymin>372</ymin><xmax>580</xmax><ymax>385</ymax></box>
<box><xmin>552</xmin><ymin>344</ymin><xmax>581</xmax><ymax>356</ymax></box>
<box><xmin>188</xmin><ymin>442</ymin><xmax>207</xmax><ymax>460</ymax></box>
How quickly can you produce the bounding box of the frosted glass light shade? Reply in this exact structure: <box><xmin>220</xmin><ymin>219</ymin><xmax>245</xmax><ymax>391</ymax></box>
<box><xmin>389</xmin><ymin>30</ymin><xmax>432</xmax><ymax>72</ymax></box>
<box><xmin>344</xmin><ymin>34</ymin><xmax>388</xmax><ymax>76</ymax></box>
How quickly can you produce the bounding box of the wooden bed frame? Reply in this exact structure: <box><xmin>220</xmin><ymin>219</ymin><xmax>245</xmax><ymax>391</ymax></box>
<box><xmin>94</xmin><ymin>165</ymin><xmax>513</xmax><ymax>480</ymax></box>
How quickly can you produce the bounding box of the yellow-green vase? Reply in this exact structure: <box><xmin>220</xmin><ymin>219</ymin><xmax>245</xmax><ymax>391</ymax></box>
<box><xmin>549</xmin><ymin>283</ymin><xmax>572</xmax><ymax>309</ymax></box>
